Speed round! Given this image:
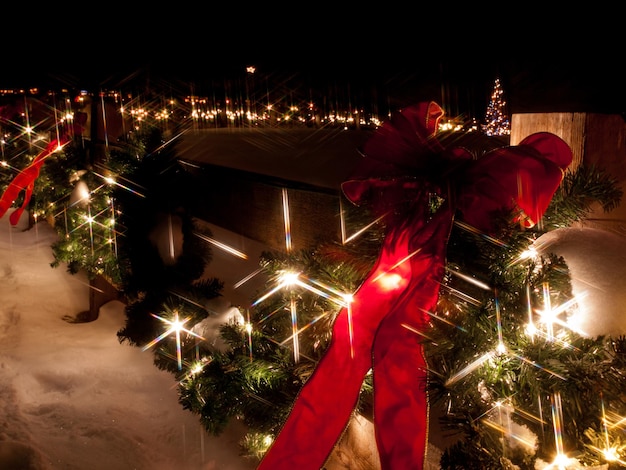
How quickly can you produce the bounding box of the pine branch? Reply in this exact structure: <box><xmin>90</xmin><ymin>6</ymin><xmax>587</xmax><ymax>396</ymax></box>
<box><xmin>544</xmin><ymin>164</ymin><xmax>623</xmax><ymax>228</ymax></box>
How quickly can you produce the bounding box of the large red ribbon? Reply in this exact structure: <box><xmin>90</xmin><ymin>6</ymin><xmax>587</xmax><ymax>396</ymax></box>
<box><xmin>257</xmin><ymin>102</ymin><xmax>572</xmax><ymax>469</ymax></box>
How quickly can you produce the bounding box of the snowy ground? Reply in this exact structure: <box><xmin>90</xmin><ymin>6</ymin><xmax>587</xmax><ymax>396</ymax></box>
<box><xmin>0</xmin><ymin>211</ymin><xmax>258</xmax><ymax>470</ymax></box>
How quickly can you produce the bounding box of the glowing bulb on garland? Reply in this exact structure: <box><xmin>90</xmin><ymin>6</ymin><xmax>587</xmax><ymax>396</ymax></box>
<box><xmin>70</xmin><ymin>180</ymin><xmax>90</xmax><ymax>207</ymax></box>
<box><xmin>143</xmin><ymin>309</ymin><xmax>205</xmax><ymax>370</ymax></box>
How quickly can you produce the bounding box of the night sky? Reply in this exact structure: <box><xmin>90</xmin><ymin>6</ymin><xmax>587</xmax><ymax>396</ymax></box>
<box><xmin>3</xmin><ymin>8</ymin><xmax>624</xmax><ymax>119</ymax></box>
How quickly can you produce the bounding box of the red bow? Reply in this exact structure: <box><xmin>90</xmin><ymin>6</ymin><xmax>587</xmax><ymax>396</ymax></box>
<box><xmin>258</xmin><ymin>102</ymin><xmax>573</xmax><ymax>470</ymax></box>
<box><xmin>347</xmin><ymin>101</ymin><xmax>572</xmax><ymax>232</ymax></box>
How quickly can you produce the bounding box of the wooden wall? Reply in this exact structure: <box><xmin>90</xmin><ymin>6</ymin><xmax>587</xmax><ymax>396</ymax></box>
<box><xmin>185</xmin><ymin>163</ymin><xmax>343</xmax><ymax>253</ymax></box>
<box><xmin>510</xmin><ymin>113</ymin><xmax>588</xmax><ymax>171</ymax></box>
<box><xmin>511</xmin><ymin>112</ymin><xmax>626</xmax><ymax>233</ymax></box>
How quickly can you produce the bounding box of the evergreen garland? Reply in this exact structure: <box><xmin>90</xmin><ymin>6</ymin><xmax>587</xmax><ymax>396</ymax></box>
<box><xmin>174</xmin><ymin>162</ymin><xmax>626</xmax><ymax>468</ymax></box>
<box><xmin>109</xmin><ymin>126</ymin><xmax>221</xmax><ymax>348</ymax></box>
<box><xmin>6</xmin><ymin>95</ymin><xmax>626</xmax><ymax>468</ymax></box>
<box><xmin>46</xmin><ymin>140</ymin><xmax>136</xmax><ymax>283</ymax></box>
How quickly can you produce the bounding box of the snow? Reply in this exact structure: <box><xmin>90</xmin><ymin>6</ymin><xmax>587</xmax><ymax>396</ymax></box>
<box><xmin>534</xmin><ymin>226</ymin><xmax>626</xmax><ymax>338</ymax></box>
<box><xmin>0</xmin><ymin>210</ymin><xmax>258</xmax><ymax>470</ymax></box>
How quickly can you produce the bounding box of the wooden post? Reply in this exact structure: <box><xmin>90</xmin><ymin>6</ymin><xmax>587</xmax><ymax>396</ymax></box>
<box><xmin>68</xmin><ymin>274</ymin><xmax>125</xmax><ymax>323</ymax></box>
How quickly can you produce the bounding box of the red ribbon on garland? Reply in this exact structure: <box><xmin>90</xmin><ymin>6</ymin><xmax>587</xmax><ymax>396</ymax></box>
<box><xmin>0</xmin><ymin>138</ymin><xmax>68</xmax><ymax>225</ymax></box>
<box><xmin>258</xmin><ymin>102</ymin><xmax>572</xmax><ymax>469</ymax></box>
<box><xmin>0</xmin><ymin>111</ymin><xmax>86</xmax><ymax>226</ymax></box>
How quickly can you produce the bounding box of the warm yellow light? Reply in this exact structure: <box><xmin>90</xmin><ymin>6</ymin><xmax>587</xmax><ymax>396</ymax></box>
<box><xmin>280</xmin><ymin>271</ymin><xmax>300</xmax><ymax>286</ymax></box>
<box><xmin>189</xmin><ymin>362</ymin><xmax>204</xmax><ymax>375</ymax></box>
<box><xmin>525</xmin><ymin>322</ymin><xmax>537</xmax><ymax>336</ymax></box>
<box><xmin>378</xmin><ymin>273</ymin><xmax>404</xmax><ymax>291</ymax></box>
<box><xmin>519</xmin><ymin>247</ymin><xmax>537</xmax><ymax>260</ymax></box>
<box><xmin>603</xmin><ymin>447</ymin><xmax>620</xmax><ymax>461</ymax></box>
<box><xmin>550</xmin><ymin>453</ymin><xmax>575</xmax><ymax>468</ymax></box>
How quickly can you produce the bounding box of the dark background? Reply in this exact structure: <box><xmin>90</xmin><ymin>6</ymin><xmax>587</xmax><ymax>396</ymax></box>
<box><xmin>2</xmin><ymin>7</ymin><xmax>623</xmax><ymax>118</ymax></box>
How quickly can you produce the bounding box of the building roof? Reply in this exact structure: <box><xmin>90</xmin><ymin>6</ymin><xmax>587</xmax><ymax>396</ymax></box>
<box><xmin>175</xmin><ymin>127</ymin><xmax>373</xmax><ymax>192</ymax></box>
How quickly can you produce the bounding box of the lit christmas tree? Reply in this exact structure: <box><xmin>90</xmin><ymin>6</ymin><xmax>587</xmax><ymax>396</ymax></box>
<box><xmin>482</xmin><ymin>77</ymin><xmax>511</xmax><ymax>136</ymax></box>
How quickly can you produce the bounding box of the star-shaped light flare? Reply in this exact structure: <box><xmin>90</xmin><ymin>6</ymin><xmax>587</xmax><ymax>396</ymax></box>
<box><xmin>142</xmin><ymin>310</ymin><xmax>205</xmax><ymax>370</ymax></box>
<box><xmin>252</xmin><ymin>270</ymin><xmax>354</xmax><ymax>360</ymax></box>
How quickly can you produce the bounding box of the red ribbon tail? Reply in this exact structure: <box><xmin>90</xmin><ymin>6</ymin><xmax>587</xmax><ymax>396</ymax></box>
<box><xmin>0</xmin><ymin>137</ymin><xmax>65</xmax><ymax>225</ymax></box>
<box><xmin>9</xmin><ymin>183</ymin><xmax>33</xmax><ymax>226</ymax></box>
